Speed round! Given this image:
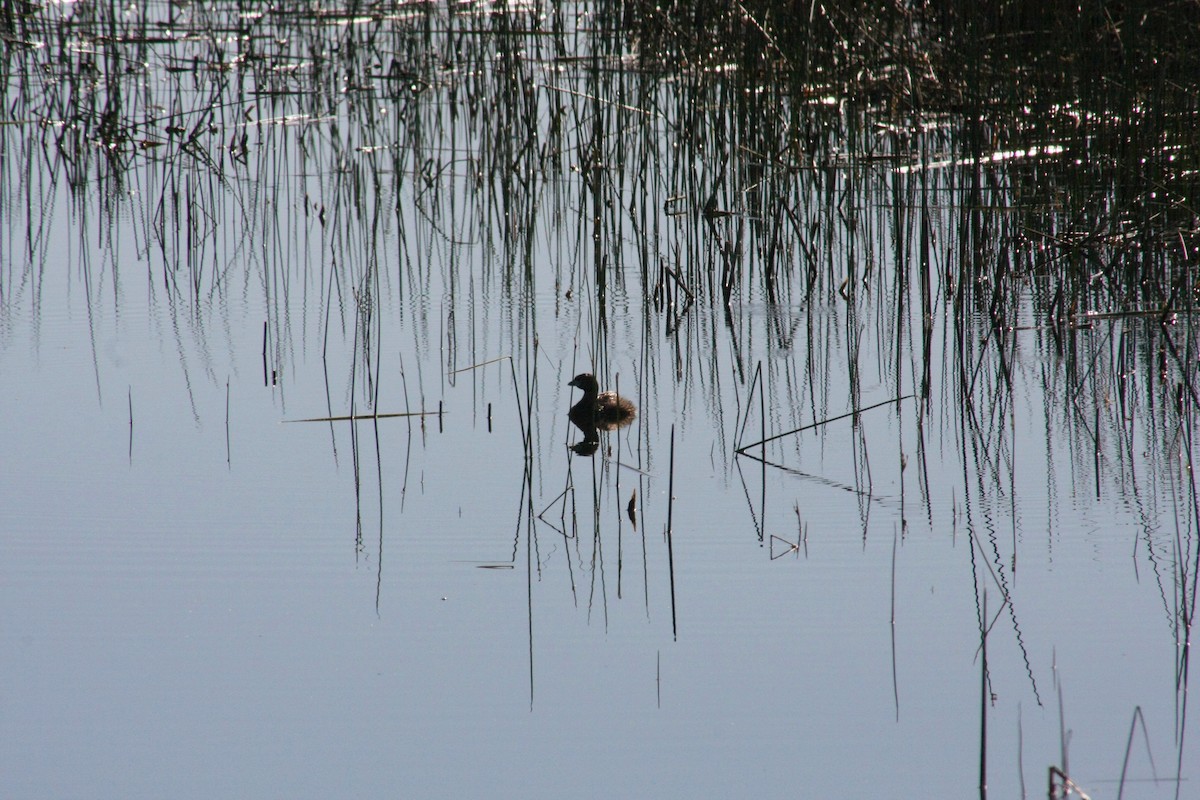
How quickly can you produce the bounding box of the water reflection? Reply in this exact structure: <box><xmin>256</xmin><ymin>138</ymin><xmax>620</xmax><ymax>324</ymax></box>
<box><xmin>3</xmin><ymin>0</ymin><xmax>1200</xmax><ymax>797</ymax></box>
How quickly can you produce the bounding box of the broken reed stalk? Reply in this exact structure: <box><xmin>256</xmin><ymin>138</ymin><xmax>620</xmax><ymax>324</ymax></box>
<box><xmin>448</xmin><ymin>354</ymin><xmax>511</xmax><ymax>375</ymax></box>
<box><xmin>284</xmin><ymin>411</ymin><xmax>441</xmax><ymax>423</ymax></box>
<box><xmin>735</xmin><ymin>360</ymin><xmax>763</xmax><ymax>450</ymax></box>
<box><xmin>1048</xmin><ymin>767</ymin><xmax>1092</xmax><ymax>800</ymax></box>
<box><xmin>1117</xmin><ymin>706</ymin><xmax>1155</xmax><ymax>797</ymax></box>
<box><xmin>736</xmin><ymin>394</ymin><xmax>912</xmax><ymax>454</ymax></box>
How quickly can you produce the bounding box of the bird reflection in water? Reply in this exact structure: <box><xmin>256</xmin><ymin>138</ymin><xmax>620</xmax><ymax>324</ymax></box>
<box><xmin>567</xmin><ymin>372</ymin><xmax>636</xmax><ymax>455</ymax></box>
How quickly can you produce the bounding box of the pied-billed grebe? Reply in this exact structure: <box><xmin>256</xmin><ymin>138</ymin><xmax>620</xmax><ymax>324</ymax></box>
<box><xmin>568</xmin><ymin>372</ymin><xmax>636</xmax><ymax>428</ymax></box>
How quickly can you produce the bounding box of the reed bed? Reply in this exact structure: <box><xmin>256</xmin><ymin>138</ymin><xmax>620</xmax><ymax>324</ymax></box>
<box><xmin>3</xmin><ymin>1</ymin><xmax>1199</xmax><ymax>787</ymax></box>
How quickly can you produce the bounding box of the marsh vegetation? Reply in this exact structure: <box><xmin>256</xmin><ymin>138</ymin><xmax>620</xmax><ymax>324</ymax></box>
<box><xmin>3</xmin><ymin>1</ymin><xmax>1199</xmax><ymax>797</ymax></box>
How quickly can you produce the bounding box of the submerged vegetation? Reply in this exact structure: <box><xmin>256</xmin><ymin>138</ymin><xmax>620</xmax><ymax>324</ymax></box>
<box><xmin>3</xmin><ymin>0</ymin><xmax>1200</xmax><ymax>794</ymax></box>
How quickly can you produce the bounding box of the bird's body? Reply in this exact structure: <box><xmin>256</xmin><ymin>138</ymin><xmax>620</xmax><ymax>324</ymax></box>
<box><xmin>568</xmin><ymin>372</ymin><xmax>636</xmax><ymax>427</ymax></box>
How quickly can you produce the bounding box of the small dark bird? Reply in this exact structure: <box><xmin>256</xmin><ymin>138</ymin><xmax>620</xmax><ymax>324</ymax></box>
<box><xmin>568</xmin><ymin>372</ymin><xmax>636</xmax><ymax>428</ymax></box>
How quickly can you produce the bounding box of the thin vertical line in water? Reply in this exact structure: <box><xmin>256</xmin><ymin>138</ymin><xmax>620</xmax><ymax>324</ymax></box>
<box><xmin>225</xmin><ymin>378</ymin><xmax>231</xmax><ymax>468</ymax></box>
<box><xmin>527</xmin><ymin>479</ymin><xmax>535</xmax><ymax>710</ymax></box>
<box><xmin>640</xmin><ymin>479</ymin><xmax>650</xmax><ymax>618</ymax></box>
<box><xmin>980</xmin><ymin>589</ymin><xmax>988</xmax><ymax>800</ymax></box>
<box><xmin>262</xmin><ymin>320</ymin><xmax>268</xmax><ymax>387</ymax></box>
<box><xmin>1017</xmin><ymin>704</ymin><xmax>1026</xmax><ymax>799</ymax></box>
<box><xmin>890</xmin><ymin>524</ymin><xmax>899</xmax><ymax>722</ymax></box>
<box><xmin>759</xmin><ymin>361</ymin><xmax>765</xmax><ymax>533</ymax></box>
<box><xmin>616</xmin><ymin>374</ymin><xmax>623</xmax><ymax>599</ymax></box>
<box><xmin>373</xmin><ymin>414</ymin><xmax>384</xmax><ymax>616</ymax></box>
<box><xmin>666</xmin><ymin>424</ymin><xmax>677</xmax><ymax>640</ymax></box>
<box><xmin>1010</xmin><ymin>407</ymin><xmax>1016</xmax><ymax>576</ymax></box>
<box><xmin>127</xmin><ymin>386</ymin><xmax>133</xmax><ymax>463</ymax></box>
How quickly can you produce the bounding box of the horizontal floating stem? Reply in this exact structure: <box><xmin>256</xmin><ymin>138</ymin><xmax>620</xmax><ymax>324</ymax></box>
<box><xmin>449</xmin><ymin>354</ymin><xmax>511</xmax><ymax>375</ymax></box>
<box><xmin>736</xmin><ymin>394</ymin><xmax>912</xmax><ymax>454</ymax></box>
<box><xmin>284</xmin><ymin>411</ymin><xmax>441</xmax><ymax>423</ymax></box>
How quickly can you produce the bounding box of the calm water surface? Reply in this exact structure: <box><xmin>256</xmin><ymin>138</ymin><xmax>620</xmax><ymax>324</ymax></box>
<box><xmin>2</xmin><ymin>3</ymin><xmax>1196</xmax><ymax>798</ymax></box>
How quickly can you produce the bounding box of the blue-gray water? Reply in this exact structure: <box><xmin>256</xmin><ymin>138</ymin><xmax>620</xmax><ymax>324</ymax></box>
<box><xmin>2</xmin><ymin>3</ymin><xmax>1196</xmax><ymax>798</ymax></box>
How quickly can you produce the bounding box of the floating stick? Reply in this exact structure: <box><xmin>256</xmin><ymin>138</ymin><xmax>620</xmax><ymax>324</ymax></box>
<box><xmin>736</xmin><ymin>394</ymin><xmax>912</xmax><ymax>454</ymax></box>
<box><xmin>284</xmin><ymin>411</ymin><xmax>442</xmax><ymax>423</ymax></box>
<box><xmin>448</xmin><ymin>354</ymin><xmax>511</xmax><ymax>375</ymax></box>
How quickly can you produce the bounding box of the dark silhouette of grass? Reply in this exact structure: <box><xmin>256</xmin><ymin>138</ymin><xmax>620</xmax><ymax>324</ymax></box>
<box><xmin>4</xmin><ymin>0</ymin><xmax>1200</xmax><ymax>781</ymax></box>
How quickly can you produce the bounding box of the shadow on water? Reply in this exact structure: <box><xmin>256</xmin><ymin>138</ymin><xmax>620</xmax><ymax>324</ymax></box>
<box><xmin>3</xmin><ymin>0</ymin><xmax>1200</xmax><ymax>795</ymax></box>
